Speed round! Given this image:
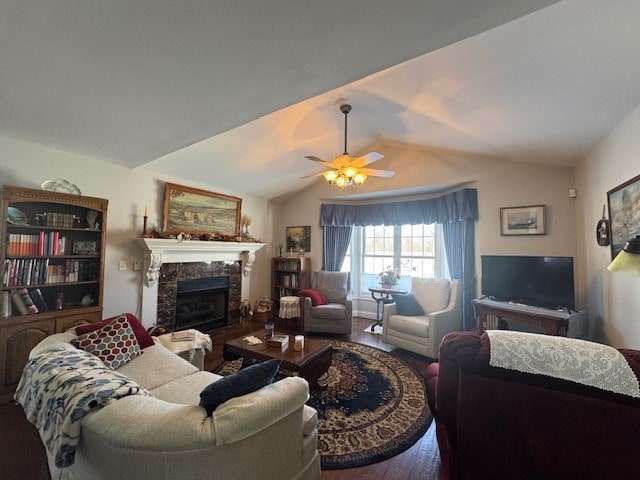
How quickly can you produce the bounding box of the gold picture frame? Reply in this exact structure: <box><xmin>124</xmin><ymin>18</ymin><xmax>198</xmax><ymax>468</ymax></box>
<box><xmin>162</xmin><ymin>183</ymin><xmax>241</xmax><ymax>237</ymax></box>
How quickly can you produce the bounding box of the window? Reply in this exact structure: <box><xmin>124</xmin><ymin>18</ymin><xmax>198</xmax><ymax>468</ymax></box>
<box><xmin>346</xmin><ymin>224</ymin><xmax>448</xmax><ymax>295</ymax></box>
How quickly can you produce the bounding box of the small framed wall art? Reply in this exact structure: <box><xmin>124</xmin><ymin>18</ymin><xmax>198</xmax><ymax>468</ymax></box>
<box><xmin>500</xmin><ymin>205</ymin><xmax>546</xmax><ymax>236</ymax></box>
<box><xmin>162</xmin><ymin>183</ymin><xmax>242</xmax><ymax>237</ymax></box>
<box><xmin>286</xmin><ymin>225</ymin><xmax>311</xmax><ymax>254</ymax></box>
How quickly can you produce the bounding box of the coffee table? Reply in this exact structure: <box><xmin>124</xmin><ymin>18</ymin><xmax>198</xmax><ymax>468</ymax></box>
<box><xmin>223</xmin><ymin>331</ymin><xmax>332</xmax><ymax>390</ymax></box>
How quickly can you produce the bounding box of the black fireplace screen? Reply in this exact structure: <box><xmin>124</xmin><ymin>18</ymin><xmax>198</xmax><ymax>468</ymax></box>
<box><xmin>175</xmin><ymin>276</ymin><xmax>229</xmax><ymax>331</ymax></box>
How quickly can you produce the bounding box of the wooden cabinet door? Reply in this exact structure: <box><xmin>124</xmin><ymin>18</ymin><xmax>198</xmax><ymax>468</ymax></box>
<box><xmin>55</xmin><ymin>311</ymin><xmax>101</xmax><ymax>333</ymax></box>
<box><xmin>0</xmin><ymin>318</ymin><xmax>55</xmax><ymax>399</ymax></box>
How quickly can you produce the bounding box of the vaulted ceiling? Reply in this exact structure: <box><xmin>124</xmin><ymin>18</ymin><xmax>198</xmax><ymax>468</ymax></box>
<box><xmin>3</xmin><ymin>0</ymin><xmax>640</xmax><ymax>199</ymax></box>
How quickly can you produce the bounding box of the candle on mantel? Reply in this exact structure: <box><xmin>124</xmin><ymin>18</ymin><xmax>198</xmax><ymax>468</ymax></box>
<box><xmin>144</xmin><ymin>205</ymin><xmax>148</xmax><ymax>217</ymax></box>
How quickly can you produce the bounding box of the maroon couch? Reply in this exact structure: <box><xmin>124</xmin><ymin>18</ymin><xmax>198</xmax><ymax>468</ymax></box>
<box><xmin>424</xmin><ymin>331</ymin><xmax>640</xmax><ymax>480</ymax></box>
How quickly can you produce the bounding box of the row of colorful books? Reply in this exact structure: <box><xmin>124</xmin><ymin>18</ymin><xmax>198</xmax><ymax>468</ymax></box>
<box><xmin>6</xmin><ymin>232</ymin><xmax>68</xmax><ymax>256</ymax></box>
<box><xmin>1</xmin><ymin>288</ymin><xmax>49</xmax><ymax>316</ymax></box>
<box><xmin>3</xmin><ymin>258</ymin><xmax>98</xmax><ymax>287</ymax></box>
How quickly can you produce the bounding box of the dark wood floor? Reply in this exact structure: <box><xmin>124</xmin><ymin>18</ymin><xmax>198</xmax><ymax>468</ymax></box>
<box><xmin>0</xmin><ymin>316</ymin><xmax>442</xmax><ymax>480</ymax></box>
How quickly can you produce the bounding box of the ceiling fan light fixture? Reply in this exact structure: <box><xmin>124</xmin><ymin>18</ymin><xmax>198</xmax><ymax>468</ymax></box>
<box><xmin>342</xmin><ymin>165</ymin><xmax>358</xmax><ymax>179</ymax></box>
<box><xmin>352</xmin><ymin>172</ymin><xmax>367</xmax><ymax>186</ymax></box>
<box><xmin>335</xmin><ymin>175</ymin><xmax>348</xmax><ymax>188</ymax></box>
<box><xmin>305</xmin><ymin>103</ymin><xmax>393</xmax><ymax>191</ymax></box>
<box><xmin>335</xmin><ymin>154</ymin><xmax>354</xmax><ymax>167</ymax></box>
<box><xmin>323</xmin><ymin>170</ymin><xmax>339</xmax><ymax>184</ymax></box>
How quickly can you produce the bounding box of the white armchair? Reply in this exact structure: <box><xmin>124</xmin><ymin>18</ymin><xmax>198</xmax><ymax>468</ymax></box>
<box><xmin>382</xmin><ymin>278</ymin><xmax>462</xmax><ymax>358</ymax></box>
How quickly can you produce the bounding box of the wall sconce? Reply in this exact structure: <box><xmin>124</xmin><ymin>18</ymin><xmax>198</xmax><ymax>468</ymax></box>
<box><xmin>607</xmin><ymin>236</ymin><xmax>640</xmax><ymax>275</ymax></box>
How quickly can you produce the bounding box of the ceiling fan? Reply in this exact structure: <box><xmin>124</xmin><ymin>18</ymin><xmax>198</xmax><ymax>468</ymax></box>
<box><xmin>303</xmin><ymin>104</ymin><xmax>395</xmax><ymax>188</ymax></box>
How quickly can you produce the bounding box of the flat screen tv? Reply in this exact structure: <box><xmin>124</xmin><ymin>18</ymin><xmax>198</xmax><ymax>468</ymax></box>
<box><xmin>481</xmin><ymin>255</ymin><xmax>575</xmax><ymax>310</ymax></box>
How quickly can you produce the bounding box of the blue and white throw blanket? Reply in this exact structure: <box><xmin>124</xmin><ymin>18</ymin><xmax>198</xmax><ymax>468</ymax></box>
<box><xmin>14</xmin><ymin>344</ymin><xmax>150</xmax><ymax>468</ymax></box>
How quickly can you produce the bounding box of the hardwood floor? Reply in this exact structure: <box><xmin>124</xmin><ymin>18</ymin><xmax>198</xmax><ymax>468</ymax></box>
<box><xmin>0</xmin><ymin>316</ymin><xmax>442</xmax><ymax>480</ymax></box>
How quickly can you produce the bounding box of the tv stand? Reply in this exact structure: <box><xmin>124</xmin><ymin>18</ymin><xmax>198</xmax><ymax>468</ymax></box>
<box><xmin>473</xmin><ymin>299</ymin><xmax>587</xmax><ymax>337</ymax></box>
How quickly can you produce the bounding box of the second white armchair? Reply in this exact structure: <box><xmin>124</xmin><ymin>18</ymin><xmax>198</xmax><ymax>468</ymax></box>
<box><xmin>382</xmin><ymin>278</ymin><xmax>462</xmax><ymax>358</ymax></box>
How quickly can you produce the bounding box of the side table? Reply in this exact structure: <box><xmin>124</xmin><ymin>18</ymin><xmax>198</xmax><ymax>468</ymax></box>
<box><xmin>368</xmin><ymin>287</ymin><xmax>408</xmax><ymax>332</ymax></box>
<box><xmin>279</xmin><ymin>295</ymin><xmax>301</xmax><ymax>332</ymax></box>
<box><xmin>155</xmin><ymin>330</ymin><xmax>213</xmax><ymax>370</ymax></box>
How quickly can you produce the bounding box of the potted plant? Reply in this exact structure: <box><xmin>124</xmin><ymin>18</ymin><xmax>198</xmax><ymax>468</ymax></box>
<box><xmin>378</xmin><ymin>266</ymin><xmax>400</xmax><ymax>288</ymax></box>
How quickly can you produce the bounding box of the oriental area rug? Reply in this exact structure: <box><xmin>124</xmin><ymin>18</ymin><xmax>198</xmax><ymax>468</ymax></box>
<box><xmin>213</xmin><ymin>341</ymin><xmax>432</xmax><ymax>469</ymax></box>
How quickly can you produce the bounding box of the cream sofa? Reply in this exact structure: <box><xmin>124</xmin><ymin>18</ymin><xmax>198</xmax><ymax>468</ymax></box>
<box><xmin>382</xmin><ymin>278</ymin><xmax>462</xmax><ymax>358</ymax></box>
<box><xmin>24</xmin><ymin>331</ymin><xmax>321</xmax><ymax>480</ymax></box>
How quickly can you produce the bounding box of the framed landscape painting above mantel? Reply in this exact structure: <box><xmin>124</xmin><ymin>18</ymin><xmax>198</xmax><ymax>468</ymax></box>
<box><xmin>500</xmin><ymin>205</ymin><xmax>546</xmax><ymax>236</ymax></box>
<box><xmin>162</xmin><ymin>183</ymin><xmax>242</xmax><ymax>237</ymax></box>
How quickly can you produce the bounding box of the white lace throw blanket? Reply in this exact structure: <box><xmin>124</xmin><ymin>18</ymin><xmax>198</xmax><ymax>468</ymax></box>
<box><xmin>155</xmin><ymin>330</ymin><xmax>213</xmax><ymax>354</ymax></box>
<box><xmin>487</xmin><ymin>330</ymin><xmax>640</xmax><ymax>398</ymax></box>
<box><xmin>14</xmin><ymin>344</ymin><xmax>150</xmax><ymax>468</ymax></box>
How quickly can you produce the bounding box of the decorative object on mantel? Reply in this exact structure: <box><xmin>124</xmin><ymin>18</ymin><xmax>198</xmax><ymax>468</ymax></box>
<box><xmin>142</xmin><ymin>205</ymin><xmax>148</xmax><ymax>237</ymax></box>
<box><xmin>162</xmin><ymin>182</ymin><xmax>241</xmax><ymax>238</ymax></box>
<box><xmin>607</xmin><ymin>173</ymin><xmax>640</xmax><ymax>259</ymax></box>
<box><xmin>241</xmin><ymin>215</ymin><xmax>253</xmax><ymax>239</ymax></box>
<box><xmin>41</xmin><ymin>179</ymin><xmax>81</xmax><ymax>195</ymax></box>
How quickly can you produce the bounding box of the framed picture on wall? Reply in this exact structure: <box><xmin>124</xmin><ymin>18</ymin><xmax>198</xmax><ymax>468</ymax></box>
<box><xmin>607</xmin><ymin>173</ymin><xmax>640</xmax><ymax>259</ymax></box>
<box><xmin>162</xmin><ymin>183</ymin><xmax>242</xmax><ymax>237</ymax></box>
<box><xmin>286</xmin><ymin>226</ymin><xmax>311</xmax><ymax>253</ymax></box>
<box><xmin>500</xmin><ymin>205</ymin><xmax>546</xmax><ymax>236</ymax></box>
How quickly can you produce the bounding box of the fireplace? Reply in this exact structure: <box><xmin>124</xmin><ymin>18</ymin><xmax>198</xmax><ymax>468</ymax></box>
<box><xmin>156</xmin><ymin>261</ymin><xmax>242</xmax><ymax>332</ymax></box>
<box><xmin>175</xmin><ymin>276</ymin><xmax>229</xmax><ymax>331</ymax></box>
<box><xmin>133</xmin><ymin>238</ymin><xmax>265</xmax><ymax>329</ymax></box>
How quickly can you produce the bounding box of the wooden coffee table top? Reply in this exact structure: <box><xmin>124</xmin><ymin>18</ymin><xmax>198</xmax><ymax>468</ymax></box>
<box><xmin>223</xmin><ymin>330</ymin><xmax>331</xmax><ymax>371</ymax></box>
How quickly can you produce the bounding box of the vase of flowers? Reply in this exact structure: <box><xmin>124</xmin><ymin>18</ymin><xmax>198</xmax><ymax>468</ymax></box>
<box><xmin>378</xmin><ymin>266</ymin><xmax>400</xmax><ymax>288</ymax></box>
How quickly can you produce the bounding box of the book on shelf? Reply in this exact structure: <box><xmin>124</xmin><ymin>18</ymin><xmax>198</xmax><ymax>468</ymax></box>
<box><xmin>31</xmin><ymin>288</ymin><xmax>49</xmax><ymax>312</ymax></box>
<box><xmin>267</xmin><ymin>334</ymin><xmax>289</xmax><ymax>349</ymax></box>
<box><xmin>171</xmin><ymin>330</ymin><xmax>196</xmax><ymax>342</ymax></box>
<box><xmin>10</xmin><ymin>290</ymin><xmax>28</xmax><ymax>315</ymax></box>
<box><xmin>17</xmin><ymin>288</ymin><xmax>38</xmax><ymax>314</ymax></box>
<box><xmin>1</xmin><ymin>291</ymin><xmax>11</xmax><ymax>317</ymax></box>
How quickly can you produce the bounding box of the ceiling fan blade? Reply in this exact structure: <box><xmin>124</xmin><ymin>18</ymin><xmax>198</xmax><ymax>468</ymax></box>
<box><xmin>360</xmin><ymin>167</ymin><xmax>395</xmax><ymax>178</ymax></box>
<box><xmin>299</xmin><ymin>171</ymin><xmax>327</xmax><ymax>179</ymax></box>
<box><xmin>305</xmin><ymin>155</ymin><xmax>336</xmax><ymax>168</ymax></box>
<box><xmin>353</xmin><ymin>151</ymin><xmax>384</xmax><ymax>168</ymax></box>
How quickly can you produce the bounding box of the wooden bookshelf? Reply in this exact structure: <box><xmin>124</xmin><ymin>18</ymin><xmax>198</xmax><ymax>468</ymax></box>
<box><xmin>0</xmin><ymin>185</ymin><xmax>107</xmax><ymax>403</ymax></box>
<box><xmin>271</xmin><ymin>257</ymin><xmax>310</xmax><ymax>319</ymax></box>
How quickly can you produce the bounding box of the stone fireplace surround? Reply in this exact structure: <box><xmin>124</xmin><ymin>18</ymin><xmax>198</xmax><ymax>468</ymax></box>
<box><xmin>134</xmin><ymin>238</ymin><xmax>265</xmax><ymax>328</ymax></box>
<box><xmin>157</xmin><ymin>261</ymin><xmax>241</xmax><ymax>330</ymax></box>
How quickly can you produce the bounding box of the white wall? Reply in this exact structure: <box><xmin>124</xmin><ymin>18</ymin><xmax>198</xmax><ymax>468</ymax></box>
<box><xmin>0</xmin><ymin>135</ymin><xmax>274</xmax><ymax>323</ymax></box>
<box><xmin>576</xmin><ymin>106</ymin><xmax>640</xmax><ymax>349</ymax></box>
<box><xmin>277</xmin><ymin>144</ymin><xmax>578</xmax><ymax>317</ymax></box>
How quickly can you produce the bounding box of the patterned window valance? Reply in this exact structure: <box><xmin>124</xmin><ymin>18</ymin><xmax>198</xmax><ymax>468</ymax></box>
<box><xmin>320</xmin><ymin>188</ymin><xmax>478</xmax><ymax>226</ymax></box>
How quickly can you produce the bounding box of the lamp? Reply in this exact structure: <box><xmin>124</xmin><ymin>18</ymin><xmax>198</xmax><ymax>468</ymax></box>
<box><xmin>607</xmin><ymin>235</ymin><xmax>640</xmax><ymax>275</ymax></box>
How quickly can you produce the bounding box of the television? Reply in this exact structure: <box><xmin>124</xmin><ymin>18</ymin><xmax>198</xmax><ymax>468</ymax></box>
<box><xmin>481</xmin><ymin>255</ymin><xmax>575</xmax><ymax>310</ymax></box>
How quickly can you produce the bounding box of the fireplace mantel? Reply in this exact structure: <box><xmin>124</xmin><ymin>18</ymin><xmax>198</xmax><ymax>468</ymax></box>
<box><xmin>134</xmin><ymin>238</ymin><xmax>265</xmax><ymax>286</ymax></box>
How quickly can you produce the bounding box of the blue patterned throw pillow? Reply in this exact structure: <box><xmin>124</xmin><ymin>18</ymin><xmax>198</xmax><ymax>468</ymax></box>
<box><xmin>199</xmin><ymin>359</ymin><xmax>281</xmax><ymax>415</ymax></box>
<box><xmin>392</xmin><ymin>293</ymin><xmax>425</xmax><ymax>316</ymax></box>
